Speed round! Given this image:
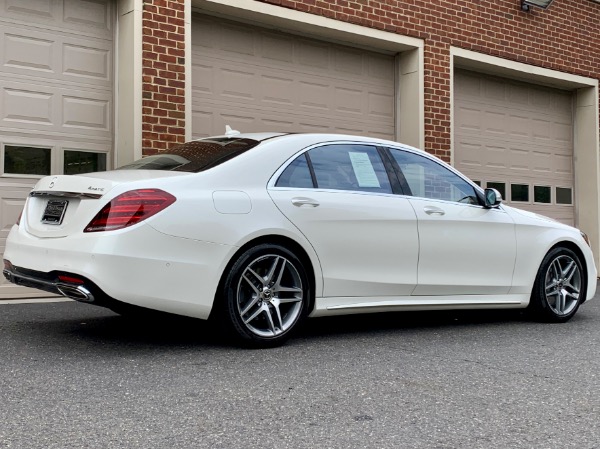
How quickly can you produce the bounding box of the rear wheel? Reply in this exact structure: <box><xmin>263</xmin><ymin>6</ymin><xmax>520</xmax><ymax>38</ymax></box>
<box><xmin>529</xmin><ymin>247</ymin><xmax>585</xmax><ymax>323</ymax></box>
<box><xmin>221</xmin><ymin>244</ymin><xmax>310</xmax><ymax>347</ymax></box>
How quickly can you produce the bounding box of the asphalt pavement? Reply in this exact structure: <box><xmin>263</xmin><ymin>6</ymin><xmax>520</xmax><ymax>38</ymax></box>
<box><xmin>1</xmin><ymin>288</ymin><xmax>600</xmax><ymax>449</ymax></box>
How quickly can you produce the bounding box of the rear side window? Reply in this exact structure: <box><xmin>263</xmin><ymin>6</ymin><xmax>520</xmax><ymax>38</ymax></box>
<box><xmin>118</xmin><ymin>138</ymin><xmax>260</xmax><ymax>172</ymax></box>
<box><xmin>275</xmin><ymin>154</ymin><xmax>314</xmax><ymax>188</ymax></box>
<box><xmin>276</xmin><ymin>144</ymin><xmax>393</xmax><ymax>194</ymax></box>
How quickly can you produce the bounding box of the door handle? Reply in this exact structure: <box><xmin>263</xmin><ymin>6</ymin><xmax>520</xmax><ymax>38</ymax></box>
<box><xmin>424</xmin><ymin>206</ymin><xmax>445</xmax><ymax>216</ymax></box>
<box><xmin>291</xmin><ymin>197</ymin><xmax>320</xmax><ymax>207</ymax></box>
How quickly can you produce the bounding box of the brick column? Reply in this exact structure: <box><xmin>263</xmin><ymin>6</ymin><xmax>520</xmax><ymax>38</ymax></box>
<box><xmin>423</xmin><ymin>40</ymin><xmax>451</xmax><ymax>163</ymax></box>
<box><xmin>141</xmin><ymin>0</ymin><xmax>186</xmax><ymax>155</ymax></box>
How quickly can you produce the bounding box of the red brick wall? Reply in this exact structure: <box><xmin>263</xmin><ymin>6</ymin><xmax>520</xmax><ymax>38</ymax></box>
<box><xmin>255</xmin><ymin>0</ymin><xmax>600</xmax><ymax>161</ymax></box>
<box><xmin>142</xmin><ymin>0</ymin><xmax>186</xmax><ymax>155</ymax></box>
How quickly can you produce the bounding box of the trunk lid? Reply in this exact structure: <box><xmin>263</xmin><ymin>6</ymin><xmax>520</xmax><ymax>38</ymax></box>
<box><xmin>24</xmin><ymin>171</ymin><xmax>187</xmax><ymax>238</ymax></box>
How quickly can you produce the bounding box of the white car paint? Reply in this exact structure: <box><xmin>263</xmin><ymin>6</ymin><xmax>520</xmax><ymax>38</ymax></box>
<box><xmin>3</xmin><ymin>133</ymin><xmax>597</xmax><ymax>328</ymax></box>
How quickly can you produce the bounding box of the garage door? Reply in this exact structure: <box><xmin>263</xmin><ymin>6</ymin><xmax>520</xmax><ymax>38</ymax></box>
<box><xmin>454</xmin><ymin>70</ymin><xmax>574</xmax><ymax>225</ymax></box>
<box><xmin>191</xmin><ymin>14</ymin><xmax>395</xmax><ymax>140</ymax></box>
<box><xmin>0</xmin><ymin>0</ymin><xmax>114</xmax><ymax>298</ymax></box>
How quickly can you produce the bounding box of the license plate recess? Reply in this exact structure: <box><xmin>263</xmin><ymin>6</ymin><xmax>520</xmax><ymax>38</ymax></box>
<box><xmin>42</xmin><ymin>200</ymin><xmax>68</xmax><ymax>225</ymax></box>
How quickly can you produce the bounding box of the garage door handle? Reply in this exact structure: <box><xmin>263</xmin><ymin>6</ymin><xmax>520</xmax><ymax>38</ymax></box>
<box><xmin>424</xmin><ymin>206</ymin><xmax>445</xmax><ymax>216</ymax></box>
<box><xmin>292</xmin><ymin>197</ymin><xmax>320</xmax><ymax>208</ymax></box>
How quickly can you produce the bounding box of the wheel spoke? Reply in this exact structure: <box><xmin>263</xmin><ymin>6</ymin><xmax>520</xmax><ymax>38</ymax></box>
<box><xmin>264</xmin><ymin>256</ymin><xmax>281</xmax><ymax>285</ymax></box>
<box><xmin>545</xmin><ymin>287</ymin><xmax>560</xmax><ymax>297</ymax></box>
<box><xmin>270</xmin><ymin>299</ymin><xmax>284</xmax><ymax>331</ymax></box>
<box><xmin>551</xmin><ymin>259</ymin><xmax>562</xmax><ymax>281</ymax></box>
<box><xmin>243</xmin><ymin>303</ymin><xmax>267</xmax><ymax>324</ymax></box>
<box><xmin>278</xmin><ymin>296</ymin><xmax>303</xmax><ymax>304</ymax></box>
<box><xmin>246</xmin><ymin>267</ymin><xmax>266</xmax><ymax>287</ymax></box>
<box><xmin>565</xmin><ymin>290</ymin><xmax>580</xmax><ymax>300</ymax></box>
<box><xmin>273</xmin><ymin>259</ymin><xmax>287</xmax><ymax>290</ymax></box>
<box><xmin>557</xmin><ymin>290</ymin><xmax>567</xmax><ymax>313</ymax></box>
<box><xmin>240</xmin><ymin>294</ymin><xmax>261</xmax><ymax>316</ymax></box>
<box><xmin>563</xmin><ymin>261</ymin><xmax>577</xmax><ymax>282</ymax></box>
<box><xmin>273</xmin><ymin>285</ymin><xmax>303</xmax><ymax>294</ymax></box>
<box><xmin>242</xmin><ymin>274</ymin><xmax>261</xmax><ymax>295</ymax></box>
<box><xmin>264</xmin><ymin>305</ymin><xmax>277</xmax><ymax>335</ymax></box>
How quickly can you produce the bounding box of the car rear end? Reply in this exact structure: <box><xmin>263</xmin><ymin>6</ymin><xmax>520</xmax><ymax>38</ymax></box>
<box><xmin>3</xmin><ymin>170</ymin><xmax>232</xmax><ymax>320</ymax></box>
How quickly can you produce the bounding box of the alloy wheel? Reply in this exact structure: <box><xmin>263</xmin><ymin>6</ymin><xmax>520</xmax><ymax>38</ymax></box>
<box><xmin>544</xmin><ymin>254</ymin><xmax>581</xmax><ymax>316</ymax></box>
<box><xmin>236</xmin><ymin>254</ymin><xmax>304</xmax><ymax>338</ymax></box>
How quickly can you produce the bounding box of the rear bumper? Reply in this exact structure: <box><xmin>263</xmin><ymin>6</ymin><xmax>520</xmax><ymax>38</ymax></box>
<box><xmin>3</xmin><ymin>223</ymin><xmax>237</xmax><ymax>319</ymax></box>
<box><xmin>3</xmin><ymin>263</ymin><xmax>97</xmax><ymax>303</ymax></box>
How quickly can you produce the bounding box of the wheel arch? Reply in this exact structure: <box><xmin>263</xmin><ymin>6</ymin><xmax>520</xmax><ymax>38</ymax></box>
<box><xmin>212</xmin><ymin>234</ymin><xmax>318</xmax><ymax>316</ymax></box>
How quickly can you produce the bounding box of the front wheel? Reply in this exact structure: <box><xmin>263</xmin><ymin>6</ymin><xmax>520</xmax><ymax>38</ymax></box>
<box><xmin>221</xmin><ymin>244</ymin><xmax>310</xmax><ymax>347</ymax></box>
<box><xmin>529</xmin><ymin>247</ymin><xmax>585</xmax><ymax>323</ymax></box>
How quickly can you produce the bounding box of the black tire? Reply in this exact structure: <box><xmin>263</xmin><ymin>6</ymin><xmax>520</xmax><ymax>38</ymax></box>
<box><xmin>220</xmin><ymin>243</ymin><xmax>310</xmax><ymax>347</ymax></box>
<box><xmin>528</xmin><ymin>246</ymin><xmax>586</xmax><ymax>323</ymax></box>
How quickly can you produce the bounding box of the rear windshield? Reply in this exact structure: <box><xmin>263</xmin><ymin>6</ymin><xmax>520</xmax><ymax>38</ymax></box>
<box><xmin>117</xmin><ymin>138</ymin><xmax>260</xmax><ymax>172</ymax></box>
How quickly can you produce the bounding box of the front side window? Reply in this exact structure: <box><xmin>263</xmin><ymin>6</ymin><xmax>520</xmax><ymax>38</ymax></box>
<box><xmin>389</xmin><ymin>148</ymin><xmax>478</xmax><ymax>204</ymax></box>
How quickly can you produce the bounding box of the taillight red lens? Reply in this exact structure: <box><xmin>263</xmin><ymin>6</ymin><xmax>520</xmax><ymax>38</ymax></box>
<box><xmin>84</xmin><ymin>189</ymin><xmax>176</xmax><ymax>233</ymax></box>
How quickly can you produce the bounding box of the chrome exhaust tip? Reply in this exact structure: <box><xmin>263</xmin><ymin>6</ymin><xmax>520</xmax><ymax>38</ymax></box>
<box><xmin>56</xmin><ymin>284</ymin><xmax>95</xmax><ymax>303</ymax></box>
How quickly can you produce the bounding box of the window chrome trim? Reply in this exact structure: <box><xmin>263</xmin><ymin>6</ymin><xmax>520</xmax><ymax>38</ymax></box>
<box><xmin>267</xmin><ymin>140</ymin><xmax>499</xmax><ymax>210</ymax></box>
<box><xmin>267</xmin><ymin>141</ymin><xmax>389</xmax><ymax>190</ymax></box>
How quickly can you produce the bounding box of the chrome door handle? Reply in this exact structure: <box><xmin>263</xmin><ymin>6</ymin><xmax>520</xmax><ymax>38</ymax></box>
<box><xmin>424</xmin><ymin>206</ymin><xmax>445</xmax><ymax>216</ymax></box>
<box><xmin>291</xmin><ymin>197</ymin><xmax>320</xmax><ymax>207</ymax></box>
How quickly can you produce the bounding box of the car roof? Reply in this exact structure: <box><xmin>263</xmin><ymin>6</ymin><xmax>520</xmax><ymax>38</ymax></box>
<box><xmin>199</xmin><ymin>132</ymin><xmax>422</xmax><ymax>153</ymax></box>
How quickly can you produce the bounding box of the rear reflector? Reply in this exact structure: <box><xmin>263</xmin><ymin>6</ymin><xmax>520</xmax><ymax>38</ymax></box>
<box><xmin>84</xmin><ymin>189</ymin><xmax>176</xmax><ymax>232</ymax></box>
<box><xmin>58</xmin><ymin>275</ymin><xmax>84</xmax><ymax>285</ymax></box>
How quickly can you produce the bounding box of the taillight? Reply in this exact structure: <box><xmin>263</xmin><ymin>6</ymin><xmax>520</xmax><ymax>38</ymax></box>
<box><xmin>84</xmin><ymin>189</ymin><xmax>176</xmax><ymax>232</ymax></box>
<box><xmin>15</xmin><ymin>211</ymin><xmax>22</xmax><ymax>225</ymax></box>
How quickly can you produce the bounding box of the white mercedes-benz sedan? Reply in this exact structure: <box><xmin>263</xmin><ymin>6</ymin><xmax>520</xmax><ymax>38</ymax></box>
<box><xmin>3</xmin><ymin>132</ymin><xmax>597</xmax><ymax>346</ymax></box>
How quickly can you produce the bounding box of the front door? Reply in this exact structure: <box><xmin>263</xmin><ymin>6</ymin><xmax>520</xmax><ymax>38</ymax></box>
<box><xmin>387</xmin><ymin>147</ymin><xmax>517</xmax><ymax>296</ymax></box>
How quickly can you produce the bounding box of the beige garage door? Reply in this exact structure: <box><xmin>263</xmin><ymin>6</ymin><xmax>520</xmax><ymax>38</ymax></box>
<box><xmin>191</xmin><ymin>14</ymin><xmax>396</xmax><ymax>140</ymax></box>
<box><xmin>454</xmin><ymin>70</ymin><xmax>575</xmax><ymax>225</ymax></box>
<box><xmin>0</xmin><ymin>0</ymin><xmax>114</xmax><ymax>298</ymax></box>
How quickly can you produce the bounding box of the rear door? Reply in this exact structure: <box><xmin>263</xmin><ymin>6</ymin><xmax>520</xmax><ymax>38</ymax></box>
<box><xmin>387</xmin><ymin>147</ymin><xmax>517</xmax><ymax>296</ymax></box>
<box><xmin>268</xmin><ymin>143</ymin><xmax>419</xmax><ymax>298</ymax></box>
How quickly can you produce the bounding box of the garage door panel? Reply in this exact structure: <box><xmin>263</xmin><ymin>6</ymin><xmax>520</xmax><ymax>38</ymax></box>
<box><xmin>0</xmin><ymin>79</ymin><xmax>111</xmax><ymax>138</ymax></box>
<box><xmin>455</xmin><ymin>71</ymin><xmax>574</xmax><ymax>226</ymax></box>
<box><xmin>192</xmin><ymin>67</ymin><xmax>392</xmax><ymax>132</ymax></box>
<box><xmin>1</xmin><ymin>0</ymin><xmax>112</xmax><ymax>39</ymax></box>
<box><xmin>192</xmin><ymin>101</ymin><xmax>395</xmax><ymax>141</ymax></box>
<box><xmin>455</xmin><ymin>101</ymin><xmax>573</xmax><ymax>150</ymax></box>
<box><xmin>456</xmin><ymin>134</ymin><xmax>572</xmax><ymax>180</ymax></box>
<box><xmin>1</xmin><ymin>23</ymin><xmax>112</xmax><ymax>87</ymax></box>
<box><xmin>192</xmin><ymin>14</ymin><xmax>395</xmax><ymax>139</ymax></box>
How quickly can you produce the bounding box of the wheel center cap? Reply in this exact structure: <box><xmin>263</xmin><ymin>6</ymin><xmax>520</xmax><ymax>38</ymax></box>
<box><xmin>262</xmin><ymin>288</ymin><xmax>273</xmax><ymax>300</ymax></box>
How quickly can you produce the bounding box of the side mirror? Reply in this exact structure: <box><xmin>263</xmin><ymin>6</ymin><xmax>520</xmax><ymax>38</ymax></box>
<box><xmin>484</xmin><ymin>188</ymin><xmax>502</xmax><ymax>208</ymax></box>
